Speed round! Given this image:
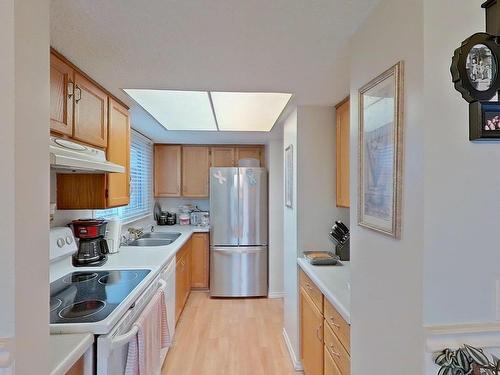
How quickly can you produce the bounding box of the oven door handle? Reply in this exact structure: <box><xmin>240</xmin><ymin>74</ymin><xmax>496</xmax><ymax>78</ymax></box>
<box><xmin>109</xmin><ymin>279</ymin><xmax>167</xmax><ymax>350</ymax></box>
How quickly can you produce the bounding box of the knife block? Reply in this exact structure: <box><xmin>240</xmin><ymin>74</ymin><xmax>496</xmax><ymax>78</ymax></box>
<box><xmin>335</xmin><ymin>239</ymin><xmax>350</xmax><ymax>261</ymax></box>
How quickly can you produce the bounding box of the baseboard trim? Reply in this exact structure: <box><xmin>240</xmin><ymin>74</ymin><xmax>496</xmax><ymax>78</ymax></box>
<box><xmin>268</xmin><ymin>291</ymin><xmax>285</xmax><ymax>299</ymax></box>
<box><xmin>282</xmin><ymin>327</ymin><xmax>303</xmax><ymax>371</ymax></box>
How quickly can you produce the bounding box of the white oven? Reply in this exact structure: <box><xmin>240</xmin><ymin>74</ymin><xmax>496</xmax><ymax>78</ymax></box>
<box><xmin>96</xmin><ymin>276</ymin><xmax>166</xmax><ymax>375</ymax></box>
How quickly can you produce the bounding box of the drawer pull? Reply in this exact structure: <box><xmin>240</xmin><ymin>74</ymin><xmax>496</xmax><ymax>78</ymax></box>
<box><xmin>329</xmin><ymin>317</ymin><xmax>341</xmax><ymax>328</ymax></box>
<box><xmin>328</xmin><ymin>344</ymin><xmax>341</xmax><ymax>357</ymax></box>
<box><xmin>316</xmin><ymin>325</ymin><xmax>323</xmax><ymax>342</ymax></box>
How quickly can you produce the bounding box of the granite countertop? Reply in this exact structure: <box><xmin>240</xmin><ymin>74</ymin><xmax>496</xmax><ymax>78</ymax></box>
<box><xmin>297</xmin><ymin>257</ymin><xmax>351</xmax><ymax>324</ymax></box>
<box><xmin>50</xmin><ymin>333</ymin><xmax>93</xmax><ymax>375</ymax></box>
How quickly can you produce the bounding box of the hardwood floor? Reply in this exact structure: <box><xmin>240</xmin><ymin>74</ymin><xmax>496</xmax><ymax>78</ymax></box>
<box><xmin>162</xmin><ymin>291</ymin><xmax>301</xmax><ymax>375</ymax></box>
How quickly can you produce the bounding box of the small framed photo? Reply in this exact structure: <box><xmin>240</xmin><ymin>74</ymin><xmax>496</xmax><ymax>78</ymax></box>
<box><xmin>285</xmin><ymin>144</ymin><xmax>293</xmax><ymax>208</ymax></box>
<box><xmin>469</xmin><ymin>101</ymin><xmax>500</xmax><ymax>140</ymax></box>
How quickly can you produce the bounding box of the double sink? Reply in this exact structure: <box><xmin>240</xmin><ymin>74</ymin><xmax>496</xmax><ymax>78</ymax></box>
<box><xmin>127</xmin><ymin>232</ymin><xmax>181</xmax><ymax>247</ymax></box>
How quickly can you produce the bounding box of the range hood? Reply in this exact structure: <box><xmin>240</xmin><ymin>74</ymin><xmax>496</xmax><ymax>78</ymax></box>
<box><xmin>49</xmin><ymin>137</ymin><xmax>125</xmax><ymax>173</ymax></box>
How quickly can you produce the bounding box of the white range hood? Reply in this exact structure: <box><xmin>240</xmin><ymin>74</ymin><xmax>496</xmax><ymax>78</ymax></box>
<box><xmin>49</xmin><ymin>136</ymin><xmax>125</xmax><ymax>173</ymax></box>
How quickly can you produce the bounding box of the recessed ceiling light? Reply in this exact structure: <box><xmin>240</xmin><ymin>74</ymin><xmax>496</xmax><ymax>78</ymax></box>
<box><xmin>211</xmin><ymin>92</ymin><xmax>292</xmax><ymax>132</ymax></box>
<box><xmin>123</xmin><ymin>89</ymin><xmax>217</xmax><ymax>131</ymax></box>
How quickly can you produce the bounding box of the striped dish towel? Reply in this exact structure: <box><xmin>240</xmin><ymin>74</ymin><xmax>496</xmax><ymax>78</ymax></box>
<box><xmin>125</xmin><ymin>290</ymin><xmax>171</xmax><ymax>375</ymax></box>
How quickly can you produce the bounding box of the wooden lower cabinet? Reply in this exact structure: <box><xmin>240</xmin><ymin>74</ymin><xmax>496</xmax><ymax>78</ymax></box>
<box><xmin>191</xmin><ymin>233</ymin><xmax>209</xmax><ymax>289</ymax></box>
<box><xmin>299</xmin><ymin>269</ymin><xmax>351</xmax><ymax>375</ymax></box>
<box><xmin>175</xmin><ymin>239</ymin><xmax>192</xmax><ymax>324</ymax></box>
<box><xmin>300</xmin><ymin>287</ymin><xmax>324</xmax><ymax>375</ymax></box>
<box><xmin>324</xmin><ymin>347</ymin><xmax>342</xmax><ymax>375</ymax></box>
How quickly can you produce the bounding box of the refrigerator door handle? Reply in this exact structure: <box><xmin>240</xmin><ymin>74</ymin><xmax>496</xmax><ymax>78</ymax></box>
<box><xmin>212</xmin><ymin>247</ymin><xmax>263</xmax><ymax>254</ymax></box>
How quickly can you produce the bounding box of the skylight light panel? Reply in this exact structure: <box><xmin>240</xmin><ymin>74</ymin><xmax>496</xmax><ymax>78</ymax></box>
<box><xmin>210</xmin><ymin>92</ymin><xmax>292</xmax><ymax>132</ymax></box>
<box><xmin>123</xmin><ymin>89</ymin><xmax>217</xmax><ymax>131</ymax></box>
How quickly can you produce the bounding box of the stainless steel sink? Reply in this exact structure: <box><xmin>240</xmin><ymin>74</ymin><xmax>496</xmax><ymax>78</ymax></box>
<box><xmin>126</xmin><ymin>232</ymin><xmax>181</xmax><ymax>247</ymax></box>
<box><xmin>141</xmin><ymin>232</ymin><xmax>181</xmax><ymax>241</ymax></box>
<box><xmin>127</xmin><ymin>238</ymin><xmax>173</xmax><ymax>247</ymax></box>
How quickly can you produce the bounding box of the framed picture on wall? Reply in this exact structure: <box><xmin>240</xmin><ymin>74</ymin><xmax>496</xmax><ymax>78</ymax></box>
<box><xmin>285</xmin><ymin>144</ymin><xmax>293</xmax><ymax>208</ymax></box>
<box><xmin>358</xmin><ymin>61</ymin><xmax>404</xmax><ymax>239</ymax></box>
<box><xmin>469</xmin><ymin>100</ymin><xmax>500</xmax><ymax>140</ymax></box>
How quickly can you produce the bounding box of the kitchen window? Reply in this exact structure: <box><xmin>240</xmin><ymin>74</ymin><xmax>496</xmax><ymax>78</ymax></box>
<box><xmin>96</xmin><ymin>130</ymin><xmax>153</xmax><ymax>223</ymax></box>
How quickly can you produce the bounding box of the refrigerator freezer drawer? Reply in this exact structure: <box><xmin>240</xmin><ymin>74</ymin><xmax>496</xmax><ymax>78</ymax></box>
<box><xmin>210</xmin><ymin>246</ymin><xmax>268</xmax><ymax>297</ymax></box>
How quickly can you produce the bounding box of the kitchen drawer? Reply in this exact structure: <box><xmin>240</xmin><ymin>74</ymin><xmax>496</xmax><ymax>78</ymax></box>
<box><xmin>324</xmin><ymin>322</ymin><xmax>350</xmax><ymax>375</ymax></box>
<box><xmin>299</xmin><ymin>269</ymin><xmax>323</xmax><ymax>312</ymax></box>
<box><xmin>324</xmin><ymin>298</ymin><xmax>350</xmax><ymax>353</ymax></box>
<box><xmin>324</xmin><ymin>346</ymin><xmax>342</xmax><ymax>375</ymax></box>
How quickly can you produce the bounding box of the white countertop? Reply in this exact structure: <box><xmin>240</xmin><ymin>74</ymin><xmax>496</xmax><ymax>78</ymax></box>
<box><xmin>297</xmin><ymin>257</ymin><xmax>351</xmax><ymax>324</ymax></box>
<box><xmin>49</xmin><ymin>224</ymin><xmax>209</xmax><ymax>362</ymax></box>
<box><xmin>50</xmin><ymin>333</ymin><xmax>93</xmax><ymax>375</ymax></box>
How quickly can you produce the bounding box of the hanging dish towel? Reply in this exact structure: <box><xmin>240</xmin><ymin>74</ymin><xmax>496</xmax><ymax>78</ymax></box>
<box><xmin>125</xmin><ymin>290</ymin><xmax>171</xmax><ymax>375</ymax></box>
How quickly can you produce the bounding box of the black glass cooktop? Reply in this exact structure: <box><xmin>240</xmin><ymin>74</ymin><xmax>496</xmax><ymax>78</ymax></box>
<box><xmin>50</xmin><ymin>269</ymin><xmax>150</xmax><ymax>324</ymax></box>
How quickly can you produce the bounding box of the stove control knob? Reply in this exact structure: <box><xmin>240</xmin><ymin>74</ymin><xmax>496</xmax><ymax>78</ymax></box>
<box><xmin>57</xmin><ymin>238</ymin><xmax>65</xmax><ymax>248</ymax></box>
<box><xmin>65</xmin><ymin>236</ymin><xmax>73</xmax><ymax>245</ymax></box>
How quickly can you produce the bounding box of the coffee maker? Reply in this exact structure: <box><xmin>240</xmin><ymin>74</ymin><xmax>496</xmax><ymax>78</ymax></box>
<box><xmin>70</xmin><ymin>219</ymin><xmax>109</xmax><ymax>267</ymax></box>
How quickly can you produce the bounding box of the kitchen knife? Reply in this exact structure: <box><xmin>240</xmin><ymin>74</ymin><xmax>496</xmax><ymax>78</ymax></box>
<box><xmin>332</xmin><ymin>225</ymin><xmax>346</xmax><ymax>241</ymax></box>
<box><xmin>336</xmin><ymin>221</ymin><xmax>349</xmax><ymax>234</ymax></box>
<box><xmin>330</xmin><ymin>229</ymin><xmax>343</xmax><ymax>243</ymax></box>
<box><xmin>334</xmin><ymin>223</ymin><xmax>348</xmax><ymax>237</ymax></box>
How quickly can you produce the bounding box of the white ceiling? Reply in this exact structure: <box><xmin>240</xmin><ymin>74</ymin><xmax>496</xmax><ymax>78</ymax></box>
<box><xmin>50</xmin><ymin>0</ymin><xmax>379</xmax><ymax>143</ymax></box>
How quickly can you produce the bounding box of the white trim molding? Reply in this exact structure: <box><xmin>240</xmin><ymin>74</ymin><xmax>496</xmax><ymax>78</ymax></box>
<box><xmin>268</xmin><ymin>291</ymin><xmax>286</xmax><ymax>299</ymax></box>
<box><xmin>282</xmin><ymin>328</ymin><xmax>303</xmax><ymax>371</ymax></box>
<box><xmin>426</xmin><ymin>322</ymin><xmax>500</xmax><ymax>352</ymax></box>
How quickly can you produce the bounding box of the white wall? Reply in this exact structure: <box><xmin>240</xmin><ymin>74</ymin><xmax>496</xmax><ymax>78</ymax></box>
<box><xmin>268</xmin><ymin>138</ymin><xmax>285</xmax><ymax>297</ymax></box>
<box><xmin>423</xmin><ymin>0</ymin><xmax>490</xmax><ymax>326</ymax></box>
<box><xmin>297</xmin><ymin>106</ymin><xmax>349</xmax><ymax>253</ymax></box>
<box><xmin>282</xmin><ymin>109</ymin><xmax>300</xmax><ymax>366</ymax></box>
<box><xmin>283</xmin><ymin>105</ymin><xmax>350</xmax><ymax>367</ymax></box>
<box><xmin>0</xmin><ymin>0</ymin><xmax>15</xmax><ymax>345</ymax></box>
<box><xmin>12</xmin><ymin>0</ymin><xmax>50</xmax><ymax>373</ymax></box>
<box><xmin>349</xmin><ymin>0</ymin><xmax>425</xmax><ymax>374</ymax></box>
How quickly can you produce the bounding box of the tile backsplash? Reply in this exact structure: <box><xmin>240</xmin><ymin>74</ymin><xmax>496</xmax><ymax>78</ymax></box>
<box><xmin>156</xmin><ymin>198</ymin><xmax>209</xmax><ymax>213</ymax></box>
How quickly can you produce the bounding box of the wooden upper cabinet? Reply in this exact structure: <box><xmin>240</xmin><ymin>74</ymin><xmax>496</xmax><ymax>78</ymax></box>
<box><xmin>236</xmin><ymin>146</ymin><xmax>264</xmax><ymax>167</ymax></box>
<box><xmin>336</xmin><ymin>98</ymin><xmax>350</xmax><ymax>208</ymax></box>
<box><xmin>106</xmin><ymin>99</ymin><xmax>130</xmax><ymax>207</ymax></box>
<box><xmin>182</xmin><ymin>146</ymin><xmax>210</xmax><ymax>197</ymax></box>
<box><xmin>300</xmin><ymin>287</ymin><xmax>324</xmax><ymax>375</ymax></box>
<box><xmin>211</xmin><ymin>147</ymin><xmax>235</xmax><ymax>167</ymax></box>
<box><xmin>154</xmin><ymin>145</ymin><xmax>182</xmax><ymax>197</ymax></box>
<box><xmin>73</xmin><ymin>72</ymin><xmax>108</xmax><ymax>148</ymax></box>
<box><xmin>50</xmin><ymin>54</ymin><xmax>74</xmax><ymax>136</ymax></box>
<box><xmin>191</xmin><ymin>233</ymin><xmax>209</xmax><ymax>289</ymax></box>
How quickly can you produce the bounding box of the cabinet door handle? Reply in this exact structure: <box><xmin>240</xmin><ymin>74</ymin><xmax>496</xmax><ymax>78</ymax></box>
<box><xmin>329</xmin><ymin>317</ymin><xmax>341</xmax><ymax>328</ymax></box>
<box><xmin>67</xmin><ymin>81</ymin><xmax>74</xmax><ymax>98</ymax></box>
<box><xmin>316</xmin><ymin>325</ymin><xmax>323</xmax><ymax>342</ymax></box>
<box><xmin>328</xmin><ymin>344</ymin><xmax>341</xmax><ymax>357</ymax></box>
<box><xmin>75</xmin><ymin>85</ymin><xmax>82</xmax><ymax>103</ymax></box>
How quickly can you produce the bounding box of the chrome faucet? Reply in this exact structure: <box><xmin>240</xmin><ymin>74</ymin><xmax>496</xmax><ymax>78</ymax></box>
<box><xmin>127</xmin><ymin>227</ymin><xmax>144</xmax><ymax>240</ymax></box>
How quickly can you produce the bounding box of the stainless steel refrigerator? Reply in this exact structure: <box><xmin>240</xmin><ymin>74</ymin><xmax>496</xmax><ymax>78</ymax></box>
<box><xmin>209</xmin><ymin>167</ymin><xmax>268</xmax><ymax>297</ymax></box>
